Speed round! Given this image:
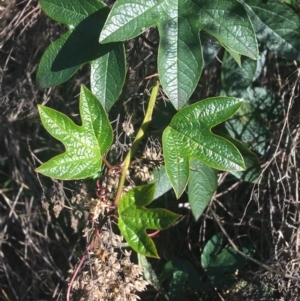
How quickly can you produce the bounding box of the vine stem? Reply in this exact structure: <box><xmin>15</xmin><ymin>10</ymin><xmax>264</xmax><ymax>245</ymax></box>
<box><xmin>113</xmin><ymin>81</ymin><xmax>160</xmax><ymax>207</ymax></box>
<box><xmin>66</xmin><ymin>211</ymin><xmax>113</xmax><ymax>301</ymax></box>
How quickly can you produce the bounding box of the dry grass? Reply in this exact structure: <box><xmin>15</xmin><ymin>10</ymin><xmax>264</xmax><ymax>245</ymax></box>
<box><xmin>0</xmin><ymin>1</ymin><xmax>84</xmax><ymax>300</ymax></box>
<box><xmin>0</xmin><ymin>1</ymin><xmax>300</xmax><ymax>301</ymax></box>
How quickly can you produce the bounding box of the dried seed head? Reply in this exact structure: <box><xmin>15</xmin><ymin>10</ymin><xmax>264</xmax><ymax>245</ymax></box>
<box><xmin>122</xmin><ymin>121</ymin><xmax>135</xmax><ymax>137</ymax></box>
<box><xmin>70</xmin><ymin>237</ymin><xmax>148</xmax><ymax>301</ymax></box>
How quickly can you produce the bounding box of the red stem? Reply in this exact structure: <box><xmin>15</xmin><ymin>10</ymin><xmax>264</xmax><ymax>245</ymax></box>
<box><xmin>66</xmin><ymin>211</ymin><xmax>113</xmax><ymax>301</ymax></box>
<box><xmin>66</xmin><ymin>247</ymin><xmax>90</xmax><ymax>301</ymax></box>
<box><xmin>147</xmin><ymin>230</ymin><xmax>160</xmax><ymax>237</ymax></box>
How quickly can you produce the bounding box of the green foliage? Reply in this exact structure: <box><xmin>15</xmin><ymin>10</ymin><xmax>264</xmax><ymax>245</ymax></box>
<box><xmin>151</xmin><ymin>165</ymin><xmax>172</xmax><ymax>200</ymax></box>
<box><xmin>37</xmin><ymin>0</ymin><xmax>125</xmax><ymax>111</ymax></box>
<box><xmin>226</xmin><ymin>137</ymin><xmax>262</xmax><ymax>183</ymax></box>
<box><xmin>35</xmin><ymin>0</ymin><xmax>300</xmax><ymax>298</ymax></box>
<box><xmin>138</xmin><ymin>254</ymin><xmax>161</xmax><ymax>291</ymax></box>
<box><xmin>118</xmin><ymin>184</ymin><xmax>180</xmax><ymax>258</ymax></box>
<box><xmin>222</xmin><ymin>50</ymin><xmax>283</xmax><ymax>156</ymax></box>
<box><xmin>36</xmin><ymin>86</ymin><xmax>113</xmax><ymax>179</ymax></box>
<box><xmin>162</xmin><ymin>97</ymin><xmax>245</xmax><ymax>198</ymax></box>
<box><xmin>188</xmin><ymin>160</ymin><xmax>217</xmax><ymax>221</ymax></box>
<box><xmin>99</xmin><ymin>0</ymin><xmax>258</xmax><ymax>109</ymax></box>
<box><xmin>242</xmin><ymin>0</ymin><xmax>300</xmax><ymax>61</ymax></box>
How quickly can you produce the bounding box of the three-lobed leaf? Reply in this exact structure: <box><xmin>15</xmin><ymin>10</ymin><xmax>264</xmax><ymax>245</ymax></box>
<box><xmin>99</xmin><ymin>0</ymin><xmax>258</xmax><ymax>109</ymax></box>
<box><xmin>162</xmin><ymin>97</ymin><xmax>246</xmax><ymax>198</ymax></box>
<box><xmin>37</xmin><ymin>0</ymin><xmax>125</xmax><ymax>111</ymax></box>
<box><xmin>118</xmin><ymin>184</ymin><xmax>181</xmax><ymax>258</ymax></box>
<box><xmin>36</xmin><ymin>86</ymin><xmax>113</xmax><ymax>180</ymax></box>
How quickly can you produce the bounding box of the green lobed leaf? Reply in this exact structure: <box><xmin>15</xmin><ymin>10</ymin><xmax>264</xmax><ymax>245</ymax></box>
<box><xmin>36</xmin><ymin>86</ymin><xmax>113</xmax><ymax>180</ymax></box>
<box><xmin>37</xmin><ymin>0</ymin><xmax>125</xmax><ymax>111</ymax></box>
<box><xmin>99</xmin><ymin>0</ymin><xmax>258</xmax><ymax>109</ymax></box>
<box><xmin>162</xmin><ymin>97</ymin><xmax>246</xmax><ymax>198</ymax></box>
<box><xmin>188</xmin><ymin>159</ymin><xmax>217</xmax><ymax>221</ymax></box>
<box><xmin>243</xmin><ymin>0</ymin><xmax>300</xmax><ymax>61</ymax></box>
<box><xmin>37</xmin><ymin>0</ymin><xmax>108</xmax><ymax>86</ymax></box>
<box><xmin>118</xmin><ymin>183</ymin><xmax>181</xmax><ymax>258</ymax></box>
<box><xmin>198</xmin><ymin>1</ymin><xmax>258</xmax><ymax>60</ymax></box>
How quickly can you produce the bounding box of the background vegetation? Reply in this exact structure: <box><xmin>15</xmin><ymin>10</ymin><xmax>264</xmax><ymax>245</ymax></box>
<box><xmin>1</xmin><ymin>0</ymin><xmax>300</xmax><ymax>300</ymax></box>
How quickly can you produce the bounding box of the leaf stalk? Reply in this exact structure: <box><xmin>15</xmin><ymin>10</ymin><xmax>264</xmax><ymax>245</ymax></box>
<box><xmin>113</xmin><ymin>81</ymin><xmax>160</xmax><ymax>206</ymax></box>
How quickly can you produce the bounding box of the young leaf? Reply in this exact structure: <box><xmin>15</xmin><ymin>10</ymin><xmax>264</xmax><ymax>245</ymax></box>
<box><xmin>36</xmin><ymin>86</ymin><xmax>113</xmax><ymax>180</ymax></box>
<box><xmin>162</xmin><ymin>97</ymin><xmax>246</xmax><ymax>198</ymax></box>
<box><xmin>118</xmin><ymin>184</ymin><xmax>181</xmax><ymax>258</ymax></box>
<box><xmin>188</xmin><ymin>159</ymin><xmax>217</xmax><ymax>221</ymax></box>
<box><xmin>37</xmin><ymin>0</ymin><xmax>125</xmax><ymax>111</ymax></box>
<box><xmin>243</xmin><ymin>0</ymin><xmax>300</xmax><ymax>61</ymax></box>
<box><xmin>99</xmin><ymin>0</ymin><xmax>258</xmax><ymax>109</ymax></box>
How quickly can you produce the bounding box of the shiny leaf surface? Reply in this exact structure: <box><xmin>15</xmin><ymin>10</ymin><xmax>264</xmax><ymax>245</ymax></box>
<box><xmin>36</xmin><ymin>86</ymin><xmax>113</xmax><ymax>179</ymax></box>
<box><xmin>118</xmin><ymin>184</ymin><xmax>180</xmax><ymax>258</ymax></box>
<box><xmin>100</xmin><ymin>0</ymin><xmax>258</xmax><ymax>109</ymax></box>
<box><xmin>162</xmin><ymin>97</ymin><xmax>245</xmax><ymax>198</ymax></box>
